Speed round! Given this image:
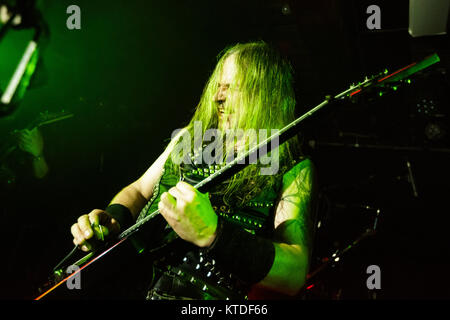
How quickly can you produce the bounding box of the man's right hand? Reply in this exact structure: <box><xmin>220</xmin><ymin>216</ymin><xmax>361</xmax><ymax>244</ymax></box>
<box><xmin>71</xmin><ymin>209</ymin><xmax>121</xmax><ymax>252</ymax></box>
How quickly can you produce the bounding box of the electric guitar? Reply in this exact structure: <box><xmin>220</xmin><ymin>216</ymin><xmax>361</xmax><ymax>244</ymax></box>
<box><xmin>34</xmin><ymin>54</ymin><xmax>440</xmax><ymax>300</ymax></box>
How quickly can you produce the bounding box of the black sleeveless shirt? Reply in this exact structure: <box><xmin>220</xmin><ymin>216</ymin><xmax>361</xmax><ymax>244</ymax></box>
<box><xmin>134</xmin><ymin>153</ymin><xmax>302</xmax><ymax>300</ymax></box>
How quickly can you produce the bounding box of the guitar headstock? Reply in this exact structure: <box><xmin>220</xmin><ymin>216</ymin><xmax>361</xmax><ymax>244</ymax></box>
<box><xmin>345</xmin><ymin>54</ymin><xmax>440</xmax><ymax>101</ymax></box>
<box><xmin>346</xmin><ymin>71</ymin><xmax>386</xmax><ymax>98</ymax></box>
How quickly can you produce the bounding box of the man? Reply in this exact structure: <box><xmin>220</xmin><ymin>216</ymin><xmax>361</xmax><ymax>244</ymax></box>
<box><xmin>70</xmin><ymin>41</ymin><xmax>316</xmax><ymax>299</ymax></box>
<box><xmin>16</xmin><ymin>127</ymin><xmax>49</xmax><ymax>179</ymax></box>
<box><xmin>0</xmin><ymin>127</ymin><xmax>48</xmax><ymax>189</ymax></box>
<box><xmin>0</xmin><ymin>126</ymin><xmax>50</xmax><ymax>298</ymax></box>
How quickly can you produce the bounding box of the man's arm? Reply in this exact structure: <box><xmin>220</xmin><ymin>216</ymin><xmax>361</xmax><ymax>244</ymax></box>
<box><xmin>17</xmin><ymin>128</ymin><xmax>49</xmax><ymax>179</ymax></box>
<box><xmin>158</xmin><ymin>158</ymin><xmax>316</xmax><ymax>296</ymax></box>
<box><xmin>108</xmin><ymin>128</ymin><xmax>187</xmax><ymax>220</ymax></box>
<box><xmin>31</xmin><ymin>154</ymin><xmax>49</xmax><ymax>179</ymax></box>
<box><xmin>108</xmin><ymin>147</ymin><xmax>172</xmax><ymax>220</ymax></box>
<box><xmin>71</xmin><ymin>128</ymin><xmax>187</xmax><ymax>251</ymax></box>
<box><xmin>71</xmin><ymin>150</ymin><xmax>170</xmax><ymax>251</ymax></box>
<box><xmin>254</xmin><ymin>159</ymin><xmax>316</xmax><ymax>295</ymax></box>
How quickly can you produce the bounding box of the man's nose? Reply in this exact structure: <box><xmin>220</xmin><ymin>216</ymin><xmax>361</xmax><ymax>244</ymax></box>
<box><xmin>214</xmin><ymin>86</ymin><xmax>227</xmax><ymax>102</ymax></box>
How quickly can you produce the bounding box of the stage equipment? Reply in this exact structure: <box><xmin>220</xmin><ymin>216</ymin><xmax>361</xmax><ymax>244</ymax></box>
<box><xmin>0</xmin><ymin>0</ymin><xmax>48</xmax><ymax>117</ymax></box>
<box><xmin>409</xmin><ymin>0</ymin><xmax>449</xmax><ymax>37</ymax></box>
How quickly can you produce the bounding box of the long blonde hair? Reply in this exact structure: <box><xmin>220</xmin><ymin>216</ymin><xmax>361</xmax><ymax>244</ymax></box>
<box><xmin>172</xmin><ymin>41</ymin><xmax>301</xmax><ymax>207</ymax></box>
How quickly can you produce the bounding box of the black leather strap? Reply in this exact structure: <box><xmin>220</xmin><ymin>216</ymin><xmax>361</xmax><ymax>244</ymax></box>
<box><xmin>105</xmin><ymin>203</ymin><xmax>133</xmax><ymax>230</ymax></box>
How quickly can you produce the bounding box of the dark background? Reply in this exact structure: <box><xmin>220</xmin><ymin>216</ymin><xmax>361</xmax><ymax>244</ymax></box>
<box><xmin>0</xmin><ymin>0</ymin><xmax>449</xmax><ymax>299</ymax></box>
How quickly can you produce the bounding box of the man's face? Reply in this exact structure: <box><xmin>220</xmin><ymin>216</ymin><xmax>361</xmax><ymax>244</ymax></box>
<box><xmin>214</xmin><ymin>55</ymin><xmax>238</xmax><ymax>129</ymax></box>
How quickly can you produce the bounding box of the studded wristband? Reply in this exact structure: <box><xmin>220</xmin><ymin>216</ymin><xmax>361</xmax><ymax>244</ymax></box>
<box><xmin>105</xmin><ymin>203</ymin><xmax>134</xmax><ymax>230</ymax></box>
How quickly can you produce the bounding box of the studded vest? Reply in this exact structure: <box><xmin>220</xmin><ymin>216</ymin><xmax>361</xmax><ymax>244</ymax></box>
<box><xmin>135</xmin><ymin>153</ymin><xmax>297</xmax><ymax>300</ymax></box>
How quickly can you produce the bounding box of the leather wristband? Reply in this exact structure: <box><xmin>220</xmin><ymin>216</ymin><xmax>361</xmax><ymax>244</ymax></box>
<box><xmin>204</xmin><ymin>216</ymin><xmax>275</xmax><ymax>285</ymax></box>
<box><xmin>105</xmin><ymin>204</ymin><xmax>134</xmax><ymax>230</ymax></box>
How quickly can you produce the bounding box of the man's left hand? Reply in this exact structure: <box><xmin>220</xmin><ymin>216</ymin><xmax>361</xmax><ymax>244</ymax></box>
<box><xmin>17</xmin><ymin>128</ymin><xmax>44</xmax><ymax>157</ymax></box>
<box><xmin>158</xmin><ymin>181</ymin><xmax>218</xmax><ymax>247</ymax></box>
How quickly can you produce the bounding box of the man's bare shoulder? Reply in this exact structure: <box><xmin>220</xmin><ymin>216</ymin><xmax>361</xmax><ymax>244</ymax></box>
<box><xmin>282</xmin><ymin>157</ymin><xmax>315</xmax><ymax>186</ymax></box>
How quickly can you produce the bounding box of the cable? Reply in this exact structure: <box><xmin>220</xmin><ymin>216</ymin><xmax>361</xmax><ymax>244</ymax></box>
<box><xmin>52</xmin><ymin>244</ymin><xmax>78</xmax><ymax>273</ymax></box>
